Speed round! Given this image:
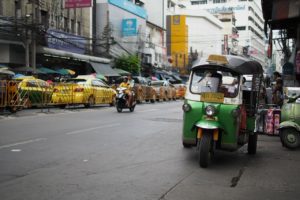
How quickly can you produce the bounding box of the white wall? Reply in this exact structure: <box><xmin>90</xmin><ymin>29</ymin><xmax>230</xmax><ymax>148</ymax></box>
<box><xmin>143</xmin><ymin>0</ymin><xmax>164</xmax><ymax>28</ymax></box>
<box><xmin>186</xmin><ymin>16</ymin><xmax>223</xmax><ymax>57</ymax></box>
<box><xmin>175</xmin><ymin>9</ymin><xmax>223</xmax><ymax>58</ymax></box>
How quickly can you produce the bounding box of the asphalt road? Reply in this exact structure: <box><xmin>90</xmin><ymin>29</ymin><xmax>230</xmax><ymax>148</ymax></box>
<box><xmin>0</xmin><ymin>101</ymin><xmax>300</xmax><ymax>200</ymax></box>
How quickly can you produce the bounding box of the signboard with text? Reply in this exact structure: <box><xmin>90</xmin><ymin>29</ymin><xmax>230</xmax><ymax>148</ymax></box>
<box><xmin>46</xmin><ymin>29</ymin><xmax>87</xmax><ymax>54</ymax></box>
<box><xmin>109</xmin><ymin>0</ymin><xmax>147</xmax><ymax>19</ymax></box>
<box><xmin>65</xmin><ymin>0</ymin><xmax>91</xmax><ymax>8</ymax></box>
<box><xmin>122</xmin><ymin>19</ymin><xmax>137</xmax><ymax>37</ymax></box>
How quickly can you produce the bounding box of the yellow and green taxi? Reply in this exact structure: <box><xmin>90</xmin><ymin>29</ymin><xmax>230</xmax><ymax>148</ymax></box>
<box><xmin>52</xmin><ymin>76</ymin><xmax>116</xmax><ymax>108</ymax></box>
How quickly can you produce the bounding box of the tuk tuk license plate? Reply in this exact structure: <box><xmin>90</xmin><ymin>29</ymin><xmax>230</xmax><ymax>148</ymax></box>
<box><xmin>201</xmin><ymin>92</ymin><xmax>224</xmax><ymax>103</ymax></box>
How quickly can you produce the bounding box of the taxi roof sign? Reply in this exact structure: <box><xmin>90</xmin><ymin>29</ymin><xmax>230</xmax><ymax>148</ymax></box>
<box><xmin>207</xmin><ymin>55</ymin><xmax>229</xmax><ymax>65</ymax></box>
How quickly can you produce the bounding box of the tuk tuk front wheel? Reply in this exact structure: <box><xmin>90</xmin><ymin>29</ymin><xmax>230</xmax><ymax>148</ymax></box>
<box><xmin>199</xmin><ymin>133</ymin><xmax>212</xmax><ymax>168</ymax></box>
<box><xmin>248</xmin><ymin>132</ymin><xmax>257</xmax><ymax>155</ymax></box>
<box><xmin>280</xmin><ymin>128</ymin><xmax>300</xmax><ymax>149</ymax></box>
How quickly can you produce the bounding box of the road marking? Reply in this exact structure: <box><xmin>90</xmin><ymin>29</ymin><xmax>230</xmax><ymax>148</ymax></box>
<box><xmin>0</xmin><ymin>138</ymin><xmax>47</xmax><ymax>150</ymax></box>
<box><xmin>65</xmin><ymin>123</ymin><xmax>121</xmax><ymax>135</ymax></box>
<box><xmin>11</xmin><ymin>149</ymin><xmax>22</xmax><ymax>152</ymax></box>
<box><xmin>138</xmin><ymin>109</ymin><xmax>159</xmax><ymax>113</ymax></box>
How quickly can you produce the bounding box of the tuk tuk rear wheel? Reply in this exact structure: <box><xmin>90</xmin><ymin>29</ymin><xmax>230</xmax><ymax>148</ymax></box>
<box><xmin>280</xmin><ymin>128</ymin><xmax>300</xmax><ymax>149</ymax></box>
<box><xmin>199</xmin><ymin>133</ymin><xmax>212</xmax><ymax>168</ymax></box>
<box><xmin>248</xmin><ymin>132</ymin><xmax>257</xmax><ymax>155</ymax></box>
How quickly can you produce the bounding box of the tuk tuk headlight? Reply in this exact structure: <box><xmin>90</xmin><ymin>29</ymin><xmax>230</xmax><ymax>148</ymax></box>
<box><xmin>205</xmin><ymin>105</ymin><xmax>216</xmax><ymax>116</ymax></box>
<box><xmin>182</xmin><ymin>103</ymin><xmax>191</xmax><ymax>112</ymax></box>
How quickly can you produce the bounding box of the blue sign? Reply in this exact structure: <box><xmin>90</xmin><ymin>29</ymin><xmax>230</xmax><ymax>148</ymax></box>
<box><xmin>122</xmin><ymin>18</ymin><xmax>137</xmax><ymax>37</ymax></box>
<box><xmin>109</xmin><ymin>0</ymin><xmax>147</xmax><ymax>19</ymax></box>
<box><xmin>46</xmin><ymin>29</ymin><xmax>87</xmax><ymax>54</ymax></box>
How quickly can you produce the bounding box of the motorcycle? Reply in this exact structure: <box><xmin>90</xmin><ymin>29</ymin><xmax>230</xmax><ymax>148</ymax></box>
<box><xmin>279</xmin><ymin>92</ymin><xmax>300</xmax><ymax>149</ymax></box>
<box><xmin>115</xmin><ymin>87</ymin><xmax>136</xmax><ymax>113</ymax></box>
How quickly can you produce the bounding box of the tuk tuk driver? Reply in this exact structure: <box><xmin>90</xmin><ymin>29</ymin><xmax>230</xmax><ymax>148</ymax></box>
<box><xmin>119</xmin><ymin>76</ymin><xmax>134</xmax><ymax>107</ymax></box>
<box><xmin>211</xmin><ymin>72</ymin><xmax>224</xmax><ymax>93</ymax></box>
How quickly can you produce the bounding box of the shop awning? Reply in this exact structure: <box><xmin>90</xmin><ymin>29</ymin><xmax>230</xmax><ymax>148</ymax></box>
<box><xmin>37</xmin><ymin>47</ymin><xmax>110</xmax><ymax>64</ymax></box>
<box><xmin>114</xmin><ymin>68</ymin><xmax>131</xmax><ymax>76</ymax></box>
<box><xmin>90</xmin><ymin>62</ymin><xmax>120</xmax><ymax>77</ymax></box>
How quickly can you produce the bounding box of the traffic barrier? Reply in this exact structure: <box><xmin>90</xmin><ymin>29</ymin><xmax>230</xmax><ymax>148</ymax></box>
<box><xmin>0</xmin><ymin>80</ymin><xmax>25</xmax><ymax>112</ymax></box>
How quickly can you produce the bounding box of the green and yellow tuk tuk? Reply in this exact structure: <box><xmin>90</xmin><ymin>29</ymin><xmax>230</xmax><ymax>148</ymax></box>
<box><xmin>182</xmin><ymin>55</ymin><xmax>264</xmax><ymax>168</ymax></box>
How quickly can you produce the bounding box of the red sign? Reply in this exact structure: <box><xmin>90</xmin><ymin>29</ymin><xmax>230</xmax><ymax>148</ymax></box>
<box><xmin>65</xmin><ymin>0</ymin><xmax>92</xmax><ymax>8</ymax></box>
<box><xmin>229</xmin><ymin>34</ymin><xmax>239</xmax><ymax>39</ymax></box>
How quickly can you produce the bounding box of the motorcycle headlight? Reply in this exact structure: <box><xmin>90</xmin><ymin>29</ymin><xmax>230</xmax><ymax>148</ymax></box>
<box><xmin>205</xmin><ymin>105</ymin><xmax>216</xmax><ymax>116</ymax></box>
<box><xmin>182</xmin><ymin>103</ymin><xmax>191</xmax><ymax>112</ymax></box>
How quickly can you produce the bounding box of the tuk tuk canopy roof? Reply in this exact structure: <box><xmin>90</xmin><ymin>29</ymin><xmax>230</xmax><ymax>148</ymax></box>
<box><xmin>192</xmin><ymin>55</ymin><xmax>263</xmax><ymax>75</ymax></box>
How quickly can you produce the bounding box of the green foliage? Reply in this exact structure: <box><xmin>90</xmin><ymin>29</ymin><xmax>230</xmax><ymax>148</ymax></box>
<box><xmin>114</xmin><ymin>55</ymin><xmax>140</xmax><ymax>75</ymax></box>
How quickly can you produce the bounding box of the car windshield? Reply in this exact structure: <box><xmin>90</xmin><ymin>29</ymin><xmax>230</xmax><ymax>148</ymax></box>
<box><xmin>190</xmin><ymin>69</ymin><xmax>239</xmax><ymax>98</ymax></box>
<box><xmin>151</xmin><ymin>81</ymin><xmax>164</xmax><ymax>87</ymax></box>
<box><xmin>66</xmin><ymin>79</ymin><xmax>86</xmax><ymax>85</ymax></box>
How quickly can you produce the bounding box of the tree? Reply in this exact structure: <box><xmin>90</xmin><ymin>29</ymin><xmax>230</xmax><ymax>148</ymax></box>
<box><xmin>114</xmin><ymin>54</ymin><xmax>140</xmax><ymax>75</ymax></box>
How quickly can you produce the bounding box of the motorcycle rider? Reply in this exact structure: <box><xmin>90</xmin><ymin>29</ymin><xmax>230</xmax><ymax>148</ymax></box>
<box><xmin>119</xmin><ymin>76</ymin><xmax>134</xmax><ymax>107</ymax></box>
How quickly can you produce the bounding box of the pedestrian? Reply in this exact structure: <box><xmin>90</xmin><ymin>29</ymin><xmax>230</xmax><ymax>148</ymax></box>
<box><xmin>272</xmin><ymin>78</ymin><xmax>284</xmax><ymax>107</ymax></box>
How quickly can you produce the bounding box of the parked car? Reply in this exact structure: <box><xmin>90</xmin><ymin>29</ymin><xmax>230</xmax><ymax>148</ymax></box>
<box><xmin>173</xmin><ymin>84</ymin><xmax>186</xmax><ymax>99</ymax></box>
<box><xmin>132</xmin><ymin>76</ymin><xmax>156</xmax><ymax>103</ymax></box>
<box><xmin>17</xmin><ymin>76</ymin><xmax>53</xmax><ymax>108</ymax></box>
<box><xmin>150</xmin><ymin>80</ymin><xmax>176</xmax><ymax>101</ymax></box>
<box><xmin>52</xmin><ymin>76</ymin><xmax>116</xmax><ymax>108</ymax></box>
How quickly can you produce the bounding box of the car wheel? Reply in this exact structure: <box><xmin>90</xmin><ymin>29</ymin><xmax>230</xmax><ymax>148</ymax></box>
<box><xmin>280</xmin><ymin>128</ymin><xmax>300</xmax><ymax>149</ymax></box>
<box><xmin>59</xmin><ymin>104</ymin><xmax>67</xmax><ymax>109</ymax></box>
<box><xmin>8</xmin><ymin>106</ymin><xmax>17</xmax><ymax>113</ymax></box>
<box><xmin>110</xmin><ymin>97</ymin><xmax>116</xmax><ymax>107</ymax></box>
<box><xmin>150</xmin><ymin>94</ymin><xmax>156</xmax><ymax>103</ymax></box>
<box><xmin>85</xmin><ymin>96</ymin><xmax>95</xmax><ymax>108</ymax></box>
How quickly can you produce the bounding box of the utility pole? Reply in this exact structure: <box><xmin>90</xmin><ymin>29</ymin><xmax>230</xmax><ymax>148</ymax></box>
<box><xmin>31</xmin><ymin>0</ymin><xmax>36</xmax><ymax>72</ymax></box>
<box><xmin>106</xmin><ymin>10</ymin><xmax>110</xmax><ymax>56</ymax></box>
<box><xmin>25</xmin><ymin>15</ymin><xmax>30</xmax><ymax>68</ymax></box>
<box><xmin>92</xmin><ymin>0</ymin><xmax>97</xmax><ymax>55</ymax></box>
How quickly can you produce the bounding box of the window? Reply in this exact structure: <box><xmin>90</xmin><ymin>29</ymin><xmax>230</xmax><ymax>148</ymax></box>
<box><xmin>236</xmin><ymin>26</ymin><xmax>246</xmax><ymax>31</ymax></box>
<box><xmin>167</xmin><ymin>0</ymin><xmax>175</xmax><ymax>9</ymax></box>
<box><xmin>64</xmin><ymin>17</ymin><xmax>68</xmax><ymax>32</ymax></box>
<box><xmin>0</xmin><ymin>0</ymin><xmax>3</xmax><ymax>15</ymax></box>
<box><xmin>77</xmin><ymin>22</ymin><xmax>81</xmax><ymax>35</ymax></box>
<box><xmin>213</xmin><ymin>0</ymin><xmax>227</xmax><ymax>3</ymax></box>
<box><xmin>220</xmin><ymin>18</ymin><xmax>231</xmax><ymax>22</ymax></box>
<box><xmin>55</xmin><ymin>16</ymin><xmax>60</xmax><ymax>29</ymax></box>
<box><xmin>71</xmin><ymin>19</ymin><xmax>75</xmax><ymax>33</ymax></box>
<box><xmin>191</xmin><ymin>0</ymin><xmax>207</xmax><ymax>5</ymax></box>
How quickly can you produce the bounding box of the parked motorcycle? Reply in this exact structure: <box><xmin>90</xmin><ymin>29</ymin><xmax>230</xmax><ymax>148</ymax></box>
<box><xmin>115</xmin><ymin>87</ymin><xmax>136</xmax><ymax>113</ymax></box>
<box><xmin>279</xmin><ymin>93</ymin><xmax>300</xmax><ymax>149</ymax></box>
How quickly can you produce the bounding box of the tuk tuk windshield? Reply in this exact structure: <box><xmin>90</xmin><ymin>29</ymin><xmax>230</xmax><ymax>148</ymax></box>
<box><xmin>190</xmin><ymin>70</ymin><xmax>239</xmax><ymax>98</ymax></box>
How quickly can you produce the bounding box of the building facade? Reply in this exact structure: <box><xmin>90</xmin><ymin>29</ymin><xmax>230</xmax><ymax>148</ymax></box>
<box><xmin>185</xmin><ymin>0</ymin><xmax>266</xmax><ymax>66</ymax></box>
<box><xmin>95</xmin><ymin>0</ymin><xmax>147</xmax><ymax>59</ymax></box>
<box><xmin>0</xmin><ymin>0</ymin><xmax>98</xmax><ymax>72</ymax></box>
<box><xmin>167</xmin><ymin>9</ymin><xmax>223</xmax><ymax>72</ymax></box>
